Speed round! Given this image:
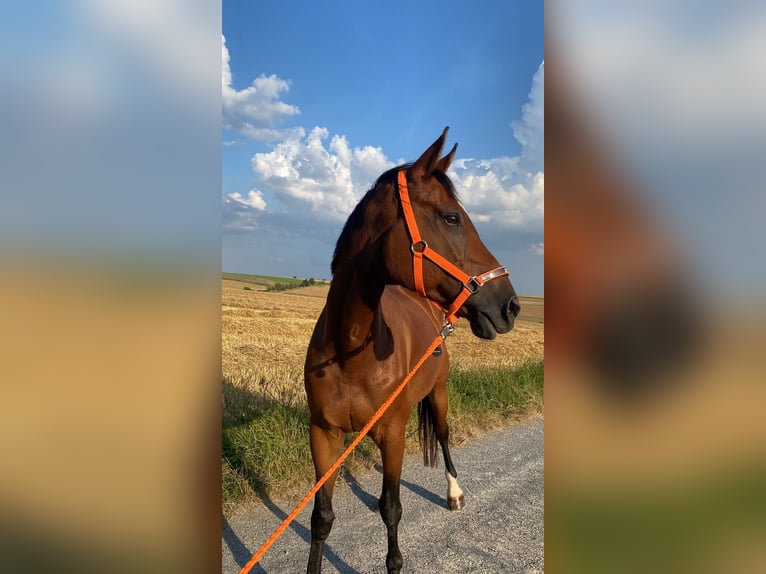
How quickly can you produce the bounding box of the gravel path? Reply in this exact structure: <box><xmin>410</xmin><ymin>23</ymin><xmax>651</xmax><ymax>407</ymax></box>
<box><xmin>223</xmin><ymin>416</ymin><xmax>544</xmax><ymax>574</ymax></box>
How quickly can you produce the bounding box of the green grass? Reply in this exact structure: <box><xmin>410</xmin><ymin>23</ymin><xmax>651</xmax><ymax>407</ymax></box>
<box><xmin>222</xmin><ymin>360</ymin><xmax>543</xmax><ymax>510</ymax></box>
<box><xmin>223</xmin><ymin>272</ymin><xmax>326</xmax><ymax>288</ymax></box>
<box><xmin>222</xmin><ymin>399</ymin><xmax>314</xmax><ymax>505</ymax></box>
<box><xmin>447</xmin><ymin>361</ymin><xmax>544</xmax><ymax>415</ymax></box>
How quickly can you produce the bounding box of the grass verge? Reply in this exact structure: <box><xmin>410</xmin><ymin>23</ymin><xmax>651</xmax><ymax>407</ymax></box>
<box><xmin>222</xmin><ymin>359</ymin><xmax>543</xmax><ymax>512</ymax></box>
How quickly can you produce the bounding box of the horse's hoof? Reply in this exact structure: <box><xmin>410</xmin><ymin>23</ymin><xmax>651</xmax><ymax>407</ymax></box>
<box><xmin>447</xmin><ymin>495</ymin><xmax>465</xmax><ymax>511</ymax></box>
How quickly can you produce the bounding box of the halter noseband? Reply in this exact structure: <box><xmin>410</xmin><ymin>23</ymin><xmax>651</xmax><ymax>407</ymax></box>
<box><xmin>396</xmin><ymin>169</ymin><xmax>509</xmax><ymax>333</ymax></box>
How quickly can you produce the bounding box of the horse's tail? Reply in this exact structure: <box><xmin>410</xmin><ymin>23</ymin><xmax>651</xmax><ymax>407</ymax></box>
<box><xmin>417</xmin><ymin>397</ymin><xmax>439</xmax><ymax>468</ymax></box>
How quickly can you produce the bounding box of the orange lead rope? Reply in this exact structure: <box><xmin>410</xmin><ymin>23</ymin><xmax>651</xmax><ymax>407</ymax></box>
<box><xmin>238</xmin><ymin>332</ymin><xmax>446</xmax><ymax>574</ymax></box>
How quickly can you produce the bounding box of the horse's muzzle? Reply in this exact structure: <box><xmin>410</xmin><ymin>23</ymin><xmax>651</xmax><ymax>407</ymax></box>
<box><xmin>464</xmin><ymin>291</ymin><xmax>520</xmax><ymax>339</ymax></box>
<box><xmin>495</xmin><ymin>295</ymin><xmax>521</xmax><ymax>333</ymax></box>
<box><xmin>506</xmin><ymin>295</ymin><xmax>521</xmax><ymax>321</ymax></box>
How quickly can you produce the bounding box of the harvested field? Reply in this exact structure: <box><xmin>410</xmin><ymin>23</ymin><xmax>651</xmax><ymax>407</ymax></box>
<box><xmin>223</xmin><ymin>282</ymin><xmax>543</xmax><ymax>378</ymax></box>
<box><xmin>222</xmin><ymin>277</ymin><xmax>544</xmax><ymax>505</ymax></box>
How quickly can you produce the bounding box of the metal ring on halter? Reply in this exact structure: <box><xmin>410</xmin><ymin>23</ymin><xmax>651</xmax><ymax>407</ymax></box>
<box><xmin>410</xmin><ymin>240</ymin><xmax>428</xmax><ymax>254</ymax></box>
<box><xmin>464</xmin><ymin>277</ymin><xmax>481</xmax><ymax>293</ymax></box>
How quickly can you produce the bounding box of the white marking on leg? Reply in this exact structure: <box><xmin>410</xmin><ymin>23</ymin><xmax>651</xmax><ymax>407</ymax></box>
<box><xmin>445</xmin><ymin>470</ymin><xmax>465</xmax><ymax>510</ymax></box>
<box><xmin>445</xmin><ymin>470</ymin><xmax>463</xmax><ymax>499</ymax></box>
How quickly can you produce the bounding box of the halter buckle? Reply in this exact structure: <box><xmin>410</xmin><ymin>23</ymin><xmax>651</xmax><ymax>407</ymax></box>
<box><xmin>464</xmin><ymin>276</ymin><xmax>481</xmax><ymax>293</ymax></box>
<box><xmin>410</xmin><ymin>240</ymin><xmax>428</xmax><ymax>254</ymax></box>
<box><xmin>439</xmin><ymin>321</ymin><xmax>455</xmax><ymax>339</ymax></box>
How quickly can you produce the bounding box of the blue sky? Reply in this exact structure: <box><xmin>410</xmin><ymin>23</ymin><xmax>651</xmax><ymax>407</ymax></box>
<box><xmin>223</xmin><ymin>1</ymin><xmax>544</xmax><ymax>295</ymax></box>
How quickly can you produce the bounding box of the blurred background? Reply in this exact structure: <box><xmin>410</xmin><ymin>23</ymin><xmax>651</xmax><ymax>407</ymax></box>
<box><xmin>546</xmin><ymin>1</ymin><xmax>766</xmax><ymax>572</ymax></box>
<box><xmin>1</xmin><ymin>1</ymin><xmax>765</xmax><ymax>573</ymax></box>
<box><xmin>0</xmin><ymin>2</ymin><xmax>222</xmax><ymax>573</ymax></box>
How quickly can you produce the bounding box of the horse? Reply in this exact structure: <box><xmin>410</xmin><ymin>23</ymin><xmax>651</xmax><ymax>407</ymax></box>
<box><xmin>303</xmin><ymin>127</ymin><xmax>520</xmax><ymax>574</ymax></box>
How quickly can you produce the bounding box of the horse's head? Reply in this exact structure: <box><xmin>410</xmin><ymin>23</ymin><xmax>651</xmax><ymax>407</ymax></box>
<box><xmin>381</xmin><ymin>128</ymin><xmax>520</xmax><ymax>339</ymax></box>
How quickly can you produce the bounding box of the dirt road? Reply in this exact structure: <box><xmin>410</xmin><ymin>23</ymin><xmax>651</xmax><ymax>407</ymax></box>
<box><xmin>223</xmin><ymin>416</ymin><xmax>544</xmax><ymax>574</ymax></box>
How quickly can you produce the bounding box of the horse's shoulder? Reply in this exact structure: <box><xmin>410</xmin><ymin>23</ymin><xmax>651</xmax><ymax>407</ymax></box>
<box><xmin>383</xmin><ymin>285</ymin><xmax>427</xmax><ymax>309</ymax></box>
<box><xmin>382</xmin><ymin>285</ymin><xmax>443</xmax><ymax>327</ymax></box>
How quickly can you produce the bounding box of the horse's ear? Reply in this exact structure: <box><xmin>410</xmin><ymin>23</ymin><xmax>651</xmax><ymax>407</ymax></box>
<box><xmin>410</xmin><ymin>127</ymin><xmax>449</xmax><ymax>182</ymax></box>
<box><xmin>435</xmin><ymin>143</ymin><xmax>458</xmax><ymax>173</ymax></box>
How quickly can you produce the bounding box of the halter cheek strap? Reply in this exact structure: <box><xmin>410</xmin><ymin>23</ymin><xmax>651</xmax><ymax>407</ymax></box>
<box><xmin>397</xmin><ymin>169</ymin><xmax>509</xmax><ymax>330</ymax></box>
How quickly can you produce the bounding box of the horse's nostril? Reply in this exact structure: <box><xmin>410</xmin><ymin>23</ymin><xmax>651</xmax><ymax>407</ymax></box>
<box><xmin>508</xmin><ymin>296</ymin><xmax>521</xmax><ymax>319</ymax></box>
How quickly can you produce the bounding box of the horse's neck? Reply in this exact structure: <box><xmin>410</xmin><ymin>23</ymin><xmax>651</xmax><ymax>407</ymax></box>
<box><xmin>325</xmin><ymin>265</ymin><xmax>386</xmax><ymax>358</ymax></box>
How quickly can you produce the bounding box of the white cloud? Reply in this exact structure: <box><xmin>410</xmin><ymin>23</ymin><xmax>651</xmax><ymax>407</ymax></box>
<box><xmin>449</xmin><ymin>163</ymin><xmax>544</xmax><ymax>228</ymax></box>
<box><xmin>224</xmin><ymin>62</ymin><xmax>543</xmax><ymax>241</ymax></box>
<box><xmin>512</xmin><ymin>61</ymin><xmax>544</xmax><ymax>172</ymax></box>
<box><xmin>224</xmin><ymin>63</ymin><xmax>545</xmax><ymax>235</ymax></box>
<box><xmin>223</xmin><ymin>192</ymin><xmax>264</xmax><ymax>232</ymax></box>
<box><xmin>529</xmin><ymin>242</ymin><xmax>544</xmax><ymax>256</ymax></box>
<box><xmin>248</xmin><ymin>126</ymin><xmax>395</xmax><ymax>224</ymax></box>
<box><xmin>448</xmin><ymin>62</ymin><xmax>545</xmax><ymax>230</ymax></box>
<box><xmin>223</xmin><ymin>189</ymin><xmax>267</xmax><ymax>232</ymax></box>
<box><xmin>226</xmin><ymin>189</ymin><xmax>267</xmax><ymax>211</ymax></box>
<box><xmin>222</xmin><ymin>34</ymin><xmax>300</xmax><ymax>140</ymax></box>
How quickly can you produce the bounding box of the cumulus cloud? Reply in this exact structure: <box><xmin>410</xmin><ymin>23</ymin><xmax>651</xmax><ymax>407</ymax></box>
<box><xmin>224</xmin><ymin>61</ymin><xmax>544</xmax><ymax>242</ymax></box>
<box><xmin>512</xmin><ymin>61</ymin><xmax>544</xmax><ymax>172</ymax></box>
<box><xmin>449</xmin><ymin>162</ymin><xmax>544</xmax><ymax>229</ymax></box>
<box><xmin>222</xmin><ymin>34</ymin><xmax>300</xmax><ymax>140</ymax></box>
<box><xmin>249</xmin><ymin>126</ymin><xmax>395</xmax><ymax>224</ymax></box>
<box><xmin>223</xmin><ymin>190</ymin><xmax>266</xmax><ymax>232</ymax></box>
<box><xmin>448</xmin><ymin>62</ymin><xmax>545</xmax><ymax>230</ymax></box>
<box><xmin>226</xmin><ymin>189</ymin><xmax>267</xmax><ymax>211</ymax></box>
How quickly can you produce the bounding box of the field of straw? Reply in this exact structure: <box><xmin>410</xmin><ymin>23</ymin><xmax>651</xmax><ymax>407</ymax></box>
<box><xmin>222</xmin><ymin>278</ymin><xmax>544</xmax><ymax>505</ymax></box>
<box><xmin>223</xmin><ymin>282</ymin><xmax>542</xmax><ymax>399</ymax></box>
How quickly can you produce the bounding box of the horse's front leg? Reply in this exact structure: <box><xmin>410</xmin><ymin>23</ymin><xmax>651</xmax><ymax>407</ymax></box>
<box><xmin>307</xmin><ymin>424</ymin><xmax>344</xmax><ymax>574</ymax></box>
<box><xmin>376</xmin><ymin>423</ymin><xmax>406</xmax><ymax>574</ymax></box>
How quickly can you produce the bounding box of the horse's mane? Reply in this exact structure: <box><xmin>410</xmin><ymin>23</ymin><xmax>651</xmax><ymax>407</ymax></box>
<box><xmin>330</xmin><ymin>164</ymin><xmax>459</xmax><ymax>275</ymax></box>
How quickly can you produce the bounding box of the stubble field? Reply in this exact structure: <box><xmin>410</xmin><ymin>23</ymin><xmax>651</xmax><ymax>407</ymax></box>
<box><xmin>222</xmin><ymin>277</ymin><xmax>543</xmax><ymax>511</ymax></box>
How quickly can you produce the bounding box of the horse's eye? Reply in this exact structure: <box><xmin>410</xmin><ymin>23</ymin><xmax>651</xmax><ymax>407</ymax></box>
<box><xmin>442</xmin><ymin>213</ymin><xmax>461</xmax><ymax>226</ymax></box>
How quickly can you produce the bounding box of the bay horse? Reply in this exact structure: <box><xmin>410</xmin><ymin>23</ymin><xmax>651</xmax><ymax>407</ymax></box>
<box><xmin>304</xmin><ymin>128</ymin><xmax>520</xmax><ymax>573</ymax></box>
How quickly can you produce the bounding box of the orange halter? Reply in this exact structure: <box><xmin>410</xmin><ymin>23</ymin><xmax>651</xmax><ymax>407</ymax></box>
<box><xmin>397</xmin><ymin>169</ymin><xmax>509</xmax><ymax>332</ymax></box>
